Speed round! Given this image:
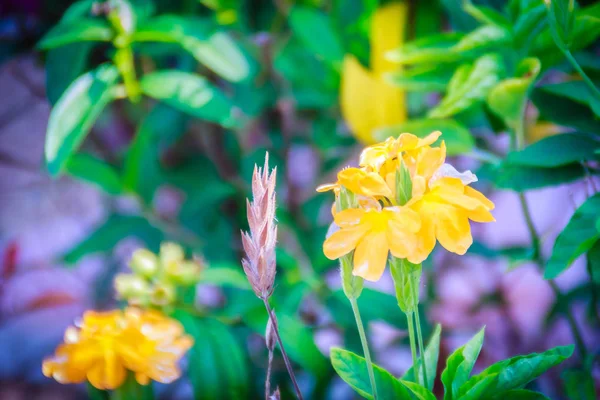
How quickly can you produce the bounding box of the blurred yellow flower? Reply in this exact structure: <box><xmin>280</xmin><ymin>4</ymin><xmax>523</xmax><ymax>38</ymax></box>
<box><xmin>341</xmin><ymin>3</ymin><xmax>407</xmax><ymax>144</ymax></box>
<box><xmin>42</xmin><ymin>307</ymin><xmax>193</xmax><ymax>390</ymax></box>
<box><xmin>320</xmin><ymin>131</ymin><xmax>495</xmax><ymax>278</ymax></box>
<box><xmin>324</xmin><ymin>205</ymin><xmax>420</xmax><ymax>281</ymax></box>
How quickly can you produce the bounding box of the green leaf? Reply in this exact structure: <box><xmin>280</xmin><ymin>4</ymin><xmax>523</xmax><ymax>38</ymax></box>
<box><xmin>399</xmin><ymin>380</ymin><xmax>436</xmax><ymax>400</ymax></box>
<box><xmin>133</xmin><ymin>16</ymin><xmax>250</xmax><ymax>82</ymax></box>
<box><xmin>493</xmin><ymin>162</ymin><xmax>586</xmax><ymax>192</ymax></box>
<box><xmin>45</xmin><ymin>0</ymin><xmax>96</xmax><ymax>105</ymax></box>
<box><xmin>546</xmin><ymin>193</ymin><xmax>600</xmax><ymax>279</ymax></box>
<box><xmin>487</xmin><ymin>58</ymin><xmax>541</xmax><ymax>124</ymax></box>
<box><xmin>374</xmin><ymin>118</ymin><xmax>474</xmax><ymax>156</ymax></box>
<box><xmin>45</xmin><ymin>64</ymin><xmax>120</xmax><ymax>176</ymax></box>
<box><xmin>387</xmin><ymin>33</ymin><xmax>464</xmax><ymax>65</ymax></box>
<box><xmin>429</xmin><ymin>54</ymin><xmax>503</xmax><ymax>118</ymax></box>
<box><xmin>403</xmin><ymin>324</ymin><xmax>442</xmax><ymax>391</ymax></box>
<box><xmin>38</xmin><ymin>19</ymin><xmax>113</xmax><ymax>49</ymax></box>
<box><xmin>513</xmin><ymin>5</ymin><xmax>547</xmax><ymax>47</ymax></box>
<box><xmin>506</xmin><ymin>133</ymin><xmax>600</xmax><ymax>167</ymax></box>
<box><xmin>452</xmin><ymin>25</ymin><xmax>511</xmax><ymax>53</ymax></box>
<box><xmin>456</xmin><ymin>373</ymin><xmax>498</xmax><ymax>400</ymax></box>
<box><xmin>289</xmin><ymin>6</ymin><xmax>344</xmax><ymax>66</ymax></box>
<box><xmin>386</xmin><ymin>65</ymin><xmax>455</xmax><ymax>92</ymax></box>
<box><xmin>65</xmin><ymin>153</ymin><xmax>122</xmax><ymax>195</ymax></box>
<box><xmin>63</xmin><ymin>215</ymin><xmax>163</xmax><ymax>264</ymax></box>
<box><xmin>278</xmin><ymin>313</ymin><xmax>329</xmax><ymax>376</ymax></box>
<box><xmin>532</xmin><ymin>84</ymin><xmax>600</xmax><ymax>133</ymax></box>
<box><xmin>501</xmin><ymin>389</ymin><xmax>550</xmax><ymax>399</ymax></box>
<box><xmin>140</xmin><ymin>70</ymin><xmax>238</xmax><ymax>127</ymax></box>
<box><xmin>330</xmin><ymin>348</ymin><xmax>411</xmax><ymax>400</ymax></box>
<box><xmin>563</xmin><ymin>368</ymin><xmax>597</xmax><ymax>400</ymax></box>
<box><xmin>441</xmin><ymin>327</ymin><xmax>485</xmax><ymax>400</ymax></box>
<box><xmin>460</xmin><ymin>345</ymin><xmax>574</xmax><ymax>397</ymax></box>
<box><xmin>174</xmin><ymin>312</ymin><xmax>249</xmax><ymax>400</ymax></box>
<box><xmin>540</xmin><ymin>80</ymin><xmax>600</xmax><ymax>117</ymax></box>
<box><xmin>199</xmin><ymin>264</ymin><xmax>251</xmax><ymax>290</ymax></box>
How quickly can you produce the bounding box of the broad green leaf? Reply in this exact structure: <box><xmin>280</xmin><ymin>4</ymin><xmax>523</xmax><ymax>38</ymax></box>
<box><xmin>513</xmin><ymin>5</ymin><xmax>547</xmax><ymax>46</ymax></box>
<box><xmin>63</xmin><ymin>215</ymin><xmax>163</xmax><ymax>264</ymax></box>
<box><xmin>540</xmin><ymin>80</ymin><xmax>600</xmax><ymax>117</ymax></box>
<box><xmin>386</xmin><ymin>33</ymin><xmax>464</xmax><ymax>65</ymax></box>
<box><xmin>399</xmin><ymin>380</ymin><xmax>436</xmax><ymax>400</ymax></box>
<box><xmin>111</xmin><ymin>374</ymin><xmax>153</xmax><ymax>400</ymax></box>
<box><xmin>493</xmin><ymin>162</ymin><xmax>586</xmax><ymax>192</ymax></box>
<box><xmin>456</xmin><ymin>373</ymin><xmax>498</xmax><ymax>400</ymax></box>
<box><xmin>441</xmin><ymin>327</ymin><xmax>485</xmax><ymax>400</ymax></box>
<box><xmin>374</xmin><ymin>118</ymin><xmax>474</xmax><ymax>156</ymax></box>
<box><xmin>563</xmin><ymin>368</ymin><xmax>597</xmax><ymax>400</ymax></box>
<box><xmin>452</xmin><ymin>25</ymin><xmax>511</xmax><ymax>53</ymax></box>
<box><xmin>429</xmin><ymin>54</ymin><xmax>503</xmax><ymax>118</ymax></box>
<box><xmin>505</xmin><ymin>133</ymin><xmax>600</xmax><ymax>167</ymax></box>
<box><xmin>403</xmin><ymin>324</ymin><xmax>442</xmax><ymax>391</ymax></box>
<box><xmin>386</xmin><ymin>65</ymin><xmax>454</xmax><ymax>92</ymax></box>
<box><xmin>65</xmin><ymin>153</ymin><xmax>122</xmax><ymax>195</ymax></box>
<box><xmin>45</xmin><ymin>0</ymin><xmax>95</xmax><ymax>105</ymax></box>
<box><xmin>532</xmin><ymin>84</ymin><xmax>600</xmax><ymax>133</ymax></box>
<box><xmin>174</xmin><ymin>312</ymin><xmax>249</xmax><ymax>400</ymax></box>
<box><xmin>546</xmin><ymin>193</ymin><xmax>600</xmax><ymax>279</ymax></box>
<box><xmin>461</xmin><ymin>345</ymin><xmax>573</xmax><ymax>397</ymax></box>
<box><xmin>140</xmin><ymin>70</ymin><xmax>238</xmax><ymax>127</ymax></box>
<box><xmin>501</xmin><ymin>390</ymin><xmax>550</xmax><ymax>399</ymax></box>
<box><xmin>278</xmin><ymin>313</ymin><xmax>328</xmax><ymax>376</ymax></box>
<box><xmin>487</xmin><ymin>58</ymin><xmax>541</xmax><ymax>124</ymax></box>
<box><xmin>330</xmin><ymin>348</ymin><xmax>411</xmax><ymax>400</ymax></box>
<box><xmin>38</xmin><ymin>19</ymin><xmax>113</xmax><ymax>49</ymax></box>
<box><xmin>199</xmin><ymin>264</ymin><xmax>251</xmax><ymax>290</ymax></box>
<box><xmin>133</xmin><ymin>16</ymin><xmax>250</xmax><ymax>82</ymax></box>
<box><xmin>289</xmin><ymin>6</ymin><xmax>344</xmax><ymax>65</ymax></box>
<box><xmin>45</xmin><ymin>64</ymin><xmax>120</xmax><ymax>176</ymax></box>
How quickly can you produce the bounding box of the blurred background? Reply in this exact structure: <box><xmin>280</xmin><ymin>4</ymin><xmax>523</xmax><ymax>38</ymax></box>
<box><xmin>0</xmin><ymin>0</ymin><xmax>599</xmax><ymax>399</ymax></box>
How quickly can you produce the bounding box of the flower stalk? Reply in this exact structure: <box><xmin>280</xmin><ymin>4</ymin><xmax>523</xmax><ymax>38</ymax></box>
<box><xmin>241</xmin><ymin>154</ymin><xmax>304</xmax><ymax>400</ymax></box>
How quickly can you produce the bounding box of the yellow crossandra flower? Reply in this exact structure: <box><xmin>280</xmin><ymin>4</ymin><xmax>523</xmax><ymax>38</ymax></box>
<box><xmin>42</xmin><ymin>307</ymin><xmax>193</xmax><ymax>390</ymax></box>
<box><xmin>341</xmin><ymin>3</ymin><xmax>407</xmax><ymax>144</ymax></box>
<box><xmin>323</xmin><ymin>205</ymin><xmax>420</xmax><ymax>281</ymax></box>
<box><xmin>319</xmin><ymin>131</ymin><xmax>496</xmax><ymax>279</ymax></box>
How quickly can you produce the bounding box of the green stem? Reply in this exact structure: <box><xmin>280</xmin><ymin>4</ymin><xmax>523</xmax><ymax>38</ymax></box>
<box><xmin>563</xmin><ymin>49</ymin><xmax>600</xmax><ymax>100</ymax></box>
<box><xmin>413</xmin><ymin>304</ymin><xmax>428</xmax><ymax>388</ymax></box>
<box><xmin>406</xmin><ymin>312</ymin><xmax>419</xmax><ymax>385</ymax></box>
<box><xmin>349</xmin><ymin>296</ymin><xmax>379</xmax><ymax>399</ymax></box>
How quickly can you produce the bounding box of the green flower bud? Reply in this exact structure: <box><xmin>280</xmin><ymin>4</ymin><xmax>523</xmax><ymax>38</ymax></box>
<box><xmin>335</xmin><ymin>186</ymin><xmax>358</xmax><ymax>212</ymax></box>
<box><xmin>150</xmin><ymin>282</ymin><xmax>177</xmax><ymax>306</ymax></box>
<box><xmin>114</xmin><ymin>274</ymin><xmax>151</xmax><ymax>299</ymax></box>
<box><xmin>165</xmin><ymin>261</ymin><xmax>202</xmax><ymax>286</ymax></box>
<box><xmin>129</xmin><ymin>248</ymin><xmax>159</xmax><ymax>278</ymax></box>
<box><xmin>160</xmin><ymin>242</ymin><xmax>185</xmax><ymax>267</ymax></box>
<box><xmin>395</xmin><ymin>160</ymin><xmax>412</xmax><ymax>206</ymax></box>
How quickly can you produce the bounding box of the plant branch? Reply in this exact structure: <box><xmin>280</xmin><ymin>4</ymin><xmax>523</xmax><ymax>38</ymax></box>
<box><xmin>349</xmin><ymin>296</ymin><xmax>379</xmax><ymax>399</ymax></box>
<box><xmin>563</xmin><ymin>50</ymin><xmax>600</xmax><ymax>101</ymax></box>
<box><xmin>263</xmin><ymin>299</ymin><xmax>304</xmax><ymax>400</ymax></box>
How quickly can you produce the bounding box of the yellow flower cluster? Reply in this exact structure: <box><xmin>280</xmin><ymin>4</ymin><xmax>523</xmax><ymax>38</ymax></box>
<box><xmin>319</xmin><ymin>132</ymin><xmax>495</xmax><ymax>281</ymax></box>
<box><xmin>115</xmin><ymin>243</ymin><xmax>203</xmax><ymax>307</ymax></box>
<box><xmin>42</xmin><ymin>307</ymin><xmax>193</xmax><ymax>390</ymax></box>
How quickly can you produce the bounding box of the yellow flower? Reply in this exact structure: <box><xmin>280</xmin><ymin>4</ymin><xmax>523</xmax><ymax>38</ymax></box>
<box><xmin>320</xmin><ymin>131</ymin><xmax>496</xmax><ymax>277</ymax></box>
<box><xmin>341</xmin><ymin>3</ymin><xmax>408</xmax><ymax>144</ymax></box>
<box><xmin>42</xmin><ymin>307</ymin><xmax>193</xmax><ymax>390</ymax></box>
<box><xmin>323</xmin><ymin>205</ymin><xmax>420</xmax><ymax>281</ymax></box>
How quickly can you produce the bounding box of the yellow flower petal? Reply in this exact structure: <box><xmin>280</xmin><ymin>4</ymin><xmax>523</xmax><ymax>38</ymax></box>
<box><xmin>323</xmin><ymin>224</ymin><xmax>368</xmax><ymax>260</ymax></box>
<box><xmin>353</xmin><ymin>231</ymin><xmax>389</xmax><ymax>281</ymax></box>
<box><xmin>338</xmin><ymin>168</ymin><xmax>393</xmax><ymax>198</ymax></box>
<box><xmin>334</xmin><ymin>208</ymin><xmax>365</xmax><ymax>227</ymax></box>
<box><xmin>370</xmin><ymin>2</ymin><xmax>408</xmax><ymax>75</ymax></box>
<box><xmin>435</xmin><ymin>208</ymin><xmax>473</xmax><ymax>255</ymax></box>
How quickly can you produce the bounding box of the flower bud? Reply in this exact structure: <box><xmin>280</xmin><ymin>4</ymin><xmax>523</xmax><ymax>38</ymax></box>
<box><xmin>335</xmin><ymin>186</ymin><xmax>358</xmax><ymax>212</ymax></box>
<box><xmin>150</xmin><ymin>282</ymin><xmax>177</xmax><ymax>306</ymax></box>
<box><xmin>165</xmin><ymin>261</ymin><xmax>202</xmax><ymax>286</ymax></box>
<box><xmin>129</xmin><ymin>249</ymin><xmax>159</xmax><ymax>278</ymax></box>
<box><xmin>114</xmin><ymin>274</ymin><xmax>151</xmax><ymax>299</ymax></box>
<box><xmin>160</xmin><ymin>242</ymin><xmax>185</xmax><ymax>267</ymax></box>
<box><xmin>265</xmin><ymin>311</ymin><xmax>278</xmax><ymax>352</ymax></box>
<box><xmin>395</xmin><ymin>160</ymin><xmax>412</xmax><ymax>206</ymax></box>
